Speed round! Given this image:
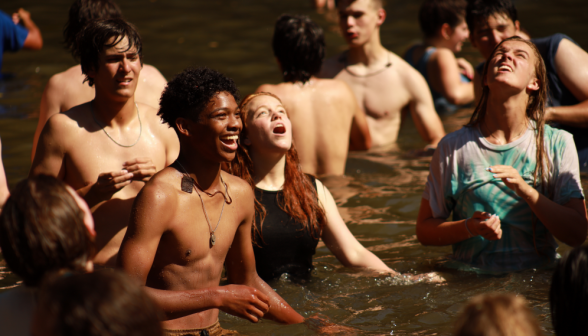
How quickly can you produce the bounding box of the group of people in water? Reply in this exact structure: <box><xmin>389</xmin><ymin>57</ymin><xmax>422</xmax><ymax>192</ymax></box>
<box><xmin>1</xmin><ymin>0</ymin><xmax>588</xmax><ymax>334</ymax></box>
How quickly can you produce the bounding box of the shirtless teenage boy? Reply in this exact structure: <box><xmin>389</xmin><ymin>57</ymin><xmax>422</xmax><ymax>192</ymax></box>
<box><xmin>320</xmin><ymin>0</ymin><xmax>445</xmax><ymax>149</ymax></box>
<box><xmin>31</xmin><ymin>0</ymin><xmax>167</xmax><ymax>161</ymax></box>
<box><xmin>30</xmin><ymin>18</ymin><xmax>179</xmax><ymax>266</ymax></box>
<box><xmin>118</xmin><ymin>67</ymin><xmax>303</xmax><ymax>333</ymax></box>
<box><xmin>257</xmin><ymin>14</ymin><xmax>370</xmax><ymax>177</ymax></box>
<box><xmin>467</xmin><ymin>0</ymin><xmax>588</xmax><ymax>170</ymax></box>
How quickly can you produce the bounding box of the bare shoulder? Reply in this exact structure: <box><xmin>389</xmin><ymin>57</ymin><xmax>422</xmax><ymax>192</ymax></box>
<box><xmin>222</xmin><ymin>172</ymin><xmax>254</xmax><ymax>201</ymax></box>
<box><xmin>320</xmin><ymin>53</ymin><xmax>345</xmax><ymax>78</ymax></box>
<box><xmin>47</xmin><ymin>103</ymin><xmax>91</xmax><ymax>134</ymax></box>
<box><xmin>137</xmin><ymin>167</ymin><xmax>181</xmax><ymax>210</ymax></box>
<box><xmin>141</xmin><ymin>64</ymin><xmax>167</xmax><ymax>82</ymax></box>
<box><xmin>46</xmin><ymin>65</ymin><xmax>84</xmax><ymax>94</ymax></box>
<box><xmin>392</xmin><ymin>51</ymin><xmax>429</xmax><ymax>88</ymax></box>
<box><xmin>429</xmin><ymin>48</ymin><xmax>456</xmax><ymax>64</ymax></box>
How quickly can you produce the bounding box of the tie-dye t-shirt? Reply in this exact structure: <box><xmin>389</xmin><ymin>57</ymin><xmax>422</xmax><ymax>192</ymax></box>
<box><xmin>423</xmin><ymin>124</ymin><xmax>584</xmax><ymax>271</ymax></box>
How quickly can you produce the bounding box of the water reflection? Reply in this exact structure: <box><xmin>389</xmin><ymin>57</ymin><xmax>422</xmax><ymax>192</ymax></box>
<box><xmin>1</xmin><ymin>0</ymin><xmax>588</xmax><ymax>334</ymax></box>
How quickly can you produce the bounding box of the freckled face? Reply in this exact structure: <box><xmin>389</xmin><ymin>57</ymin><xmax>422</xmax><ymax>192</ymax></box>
<box><xmin>245</xmin><ymin>95</ymin><xmax>292</xmax><ymax>155</ymax></box>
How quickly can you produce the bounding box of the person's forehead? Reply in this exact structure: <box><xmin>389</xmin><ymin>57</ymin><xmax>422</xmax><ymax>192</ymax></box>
<box><xmin>474</xmin><ymin>13</ymin><xmax>515</xmax><ymax>31</ymax></box>
<box><xmin>496</xmin><ymin>41</ymin><xmax>532</xmax><ymax>55</ymax></box>
<box><xmin>338</xmin><ymin>0</ymin><xmax>376</xmax><ymax>12</ymax></box>
<box><xmin>102</xmin><ymin>36</ymin><xmax>136</xmax><ymax>55</ymax></box>
<box><xmin>206</xmin><ymin>91</ymin><xmax>237</xmax><ymax>110</ymax></box>
<box><xmin>250</xmin><ymin>95</ymin><xmax>281</xmax><ymax>109</ymax></box>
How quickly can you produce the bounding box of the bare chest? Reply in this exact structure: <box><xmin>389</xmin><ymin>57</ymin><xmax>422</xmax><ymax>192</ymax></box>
<box><xmin>63</xmin><ymin>129</ymin><xmax>167</xmax><ymax>190</ymax></box>
<box><xmin>336</xmin><ymin>70</ymin><xmax>410</xmax><ymax>120</ymax></box>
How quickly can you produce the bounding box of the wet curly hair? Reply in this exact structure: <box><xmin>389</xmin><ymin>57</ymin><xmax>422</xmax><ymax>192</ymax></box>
<box><xmin>158</xmin><ymin>67</ymin><xmax>240</xmax><ymax>134</ymax></box>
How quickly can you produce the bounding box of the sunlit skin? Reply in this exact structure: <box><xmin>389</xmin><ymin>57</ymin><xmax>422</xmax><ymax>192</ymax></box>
<box><xmin>243</xmin><ymin>95</ymin><xmax>444</xmax><ymax>282</ymax></box>
<box><xmin>30</xmin><ymin>35</ymin><xmax>179</xmax><ymax>267</ymax></box>
<box><xmin>417</xmin><ymin>40</ymin><xmax>588</xmax><ymax>250</ymax></box>
<box><xmin>118</xmin><ymin>91</ymin><xmax>303</xmax><ymax>330</ymax></box>
<box><xmin>407</xmin><ymin>18</ymin><xmax>474</xmax><ymax>106</ymax></box>
<box><xmin>320</xmin><ymin>0</ymin><xmax>445</xmax><ymax>149</ymax></box>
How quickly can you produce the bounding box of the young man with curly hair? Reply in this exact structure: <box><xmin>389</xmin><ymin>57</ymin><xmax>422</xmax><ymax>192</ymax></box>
<box><xmin>118</xmin><ymin>67</ymin><xmax>303</xmax><ymax>335</ymax></box>
<box><xmin>30</xmin><ymin>18</ymin><xmax>179</xmax><ymax>267</ymax></box>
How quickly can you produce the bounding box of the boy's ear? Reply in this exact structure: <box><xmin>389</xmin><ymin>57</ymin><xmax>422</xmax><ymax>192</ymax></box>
<box><xmin>376</xmin><ymin>8</ymin><xmax>386</xmax><ymax>26</ymax></box>
<box><xmin>176</xmin><ymin>118</ymin><xmax>191</xmax><ymax>136</ymax></box>
<box><xmin>440</xmin><ymin>23</ymin><xmax>452</xmax><ymax>40</ymax></box>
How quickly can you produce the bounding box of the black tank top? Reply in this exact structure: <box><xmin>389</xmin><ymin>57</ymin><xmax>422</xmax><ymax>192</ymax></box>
<box><xmin>253</xmin><ymin>175</ymin><xmax>321</xmax><ymax>282</ymax></box>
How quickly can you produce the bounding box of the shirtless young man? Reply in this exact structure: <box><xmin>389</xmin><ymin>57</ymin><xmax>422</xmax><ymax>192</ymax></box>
<box><xmin>31</xmin><ymin>0</ymin><xmax>167</xmax><ymax>161</ymax></box>
<box><xmin>30</xmin><ymin>18</ymin><xmax>179</xmax><ymax>266</ymax></box>
<box><xmin>467</xmin><ymin>0</ymin><xmax>588</xmax><ymax>170</ymax></box>
<box><xmin>320</xmin><ymin>0</ymin><xmax>445</xmax><ymax>149</ymax></box>
<box><xmin>256</xmin><ymin>14</ymin><xmax>370</xmax><ymax>177</ymax></box>
<box><xmin>118</xmin><ymin>67</ymin><xmax>304</xmax><ymax>334</ymax></box>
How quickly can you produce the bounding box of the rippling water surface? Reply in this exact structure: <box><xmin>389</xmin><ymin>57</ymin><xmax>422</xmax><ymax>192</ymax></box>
<box><xmin>1</xmin><ymin>0</ymin><xmax>588</xmax><ymax>334</ymax></box>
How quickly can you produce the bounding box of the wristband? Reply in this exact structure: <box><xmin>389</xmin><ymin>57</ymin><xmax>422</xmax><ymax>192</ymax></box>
<box><xmin>465</xmin><ymin>218</ymin><xmax>475</xmax><ymax>237</ymax></box>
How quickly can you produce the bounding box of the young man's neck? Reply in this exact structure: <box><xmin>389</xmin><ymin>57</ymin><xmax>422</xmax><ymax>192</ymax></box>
<box><xmin>250</xmin><ymin>149</ymin><xmax>286</xmax><ymax>191</ymax></box>
<box><xmin>346</xmin><ymin>33</ymin><xmax>388</xmax><ymax>66</ymax></box>
<box><xmin>176</xmin><ymin>149</ymin><xmax>224</xmax><ymax>192</ymax></box>
<box><xmin>92</xmin><ymin>91</ymin><xmax>137</xmax><ymax>128</ymax></box>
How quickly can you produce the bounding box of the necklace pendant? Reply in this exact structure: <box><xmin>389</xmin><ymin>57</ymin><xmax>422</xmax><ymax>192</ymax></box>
<box><xmin>210</xmin><ymin>233</ymin><xmax>216</xmax><ymax>246</ymax></box>
<box><xmin>181</xmin><ymin>175</ymin><xmax>193</xmax><ymax>193</ymax></box>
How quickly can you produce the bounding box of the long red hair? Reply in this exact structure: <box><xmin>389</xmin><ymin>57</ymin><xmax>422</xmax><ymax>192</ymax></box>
<box><xmin>227</xmin><ymin>92</ymin><xmax>326</xmax><ymax>244</ymax></box>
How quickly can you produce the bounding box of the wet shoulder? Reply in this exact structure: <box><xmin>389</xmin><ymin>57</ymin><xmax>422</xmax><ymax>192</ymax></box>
<box><xmin>139</xmin><ymin>167</ymin><xmax>182</xmax><ymax>208</ymax></box>
<box><xmin>222</xmin><ymin>172</ymin><xmax>254</xmax><ymax>201</ymax></box>
<box><xmin>544</xmin><ymin>124</ymin><xmax>574</xmax><ymax>149</ymax></box>
<box><xmin>48</xmin><ymin>102</ymin><xmax>93</xmax><ymax>132</ymax></box>
<box><xmin>437</xmin><ymin>126</ymin><xmax>478</xmax><ymax>152</ymax></box>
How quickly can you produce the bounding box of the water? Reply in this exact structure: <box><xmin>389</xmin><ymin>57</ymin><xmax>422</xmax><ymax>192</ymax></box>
<box><xmin>1</xmin><ymin>0</ymin><xmax>588</xmax><ymax>334</ymax></box>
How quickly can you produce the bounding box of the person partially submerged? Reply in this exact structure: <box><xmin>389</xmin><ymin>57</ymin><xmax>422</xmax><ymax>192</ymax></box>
<box><xmin>118</xmin><ymin>67</ymin><xmax>303</xmax><ymax>335</ymax></box>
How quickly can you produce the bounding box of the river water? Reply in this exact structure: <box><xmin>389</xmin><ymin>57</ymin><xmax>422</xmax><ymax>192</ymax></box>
<box><xmin>1</xmin><ymin>0</ymin><xmax>587</xmax><ymax>334</ymax></box>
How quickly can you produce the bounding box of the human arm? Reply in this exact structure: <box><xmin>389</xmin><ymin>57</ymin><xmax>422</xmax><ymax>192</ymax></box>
<box><xmin>347</xmin><ymin>86</ymin><xmax>371</xmax><ymax>151</ymax></box>
<box><xmin>225</xmin><ymin>187</ymin><xmax>304</xmax><ymax>324</ymax></box>
<box><xmin>32</xmin><ymin>75</ymin><xmax>67</xmax><ymax>162</ymax></box>
<box><xmin>545</xmin><ymin>39</ymin><xmax>588</xmax><ymax>127</ymax></box>
<box><xmin>488</xmin><ymin>165</ymin><xmax>588</xmax><ymax>246</ymax></box>
<box><xmin>0</xmin><ymin>138</ymin><xmax>9</xmax><ymax>207</ymax></box>
<box><xmin>416</xmin><ymin>198</ymin><xmax>502</xmax><ymax>245</ymax></box>
<box><xmin>12</xmin><ymin>9</ymin><xmax>42</xmax><ymax>50</ymax></box>
<box><xmin>315</xmin><ymin>179</ymin><xmax>394</xmax><ymax>272</ymax></box>
<box><xmin>118</xmin><ymin>182</ymin><xmax>272</xmax><ymax>321</ymax></box>
<box><xmin>428</xmin><ymin>49</ymin><xmax>474</xmax><ymax>105</ymax></box>
<box><xmin>405</xmin><ymin>68</ymin><xmax>446</xmax><ymax>147</ymax></box>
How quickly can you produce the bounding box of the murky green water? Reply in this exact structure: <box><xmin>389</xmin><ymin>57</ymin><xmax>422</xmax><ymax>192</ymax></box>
<box><xmin>1</xmin><ymin>0</ymin><xmax>588</xmax><ymax>334</ymax></box>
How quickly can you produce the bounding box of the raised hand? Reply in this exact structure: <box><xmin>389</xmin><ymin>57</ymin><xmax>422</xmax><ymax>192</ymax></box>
<box><xmin>218</xmin><ymin>285</ymin><xmax>270</xmax><ymax>323</ymax></box>
<box><xmin>456</xmin><ymin>57</ymin><xmax>474</xmax><ymax>80</ymax></box>
<box><xmin>487</xmin><ymin>165</ymin><xmax>533</xmax><ymax>198</ymax></box>
<box><xmin>123</xmin><ymin>157</ymin><xmax>157</xmax><ymax>182</ymax></box>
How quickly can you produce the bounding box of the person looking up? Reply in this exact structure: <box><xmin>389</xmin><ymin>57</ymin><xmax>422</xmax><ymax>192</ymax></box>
<box><xmin>30</xmin><ymin>18</ymin><xmax>179</xmax><ymax>266</ymax></box>
<box><xmin>256</xmin><ymin>14</ymin><xmax>370</xmax><ymax>177</ymax></box>
<box><xmin>416</xmin><ymin>37</ymin><xmax>587</xmax><ymax>271</ymax></box>
<box><xmin>227</xmin><ymin>92</ymin><xmax>443</xmax><ymax>283</ymax></box>
<box><xmin>320</xmin><ymin>0</ymin><xmax>445</xmax><ymax>150</ymax></box>
<box><xmin>466</xmin><ymin>0</ymin><xmax>588</xmax><ymax>170</ymax></box>
<box><xmin>0</xmin><ymin>8</ymin><xmax>42</xmax><ymax>72</ymax></box>
<box><xmin>0</xmin><ymin>175</ymin><xmax>95</xmax><ymax>336</ymax></box>
<box><xmin>118</xmin><ymin>67</ymin><xmax>304</xmax><ymax>335</ymax></box>
<box><xmin>404</xmin><ymin>0</ymin><xmax>474</xmax><ymax>115</ymax></box>
<box><xmin>31</xmin><ymin>270</ymin><xmax>163</xmax><ymax>336</ymax></box>
<box><xmin>31</xmin><ymin>0</ymin><xmax>167</xmax><ymax>161</ymax></box>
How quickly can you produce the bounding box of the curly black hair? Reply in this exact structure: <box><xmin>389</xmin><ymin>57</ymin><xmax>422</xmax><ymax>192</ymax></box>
<box><xmin>158</xmin><ymin>67</ymin><xmax>240</xmax><ymax>134</ymax></box>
